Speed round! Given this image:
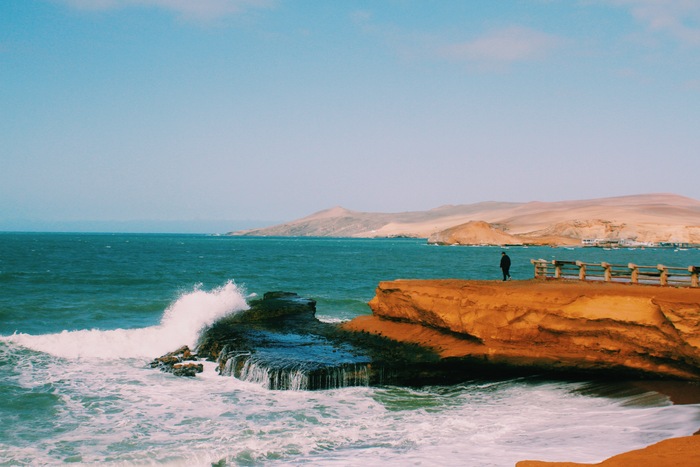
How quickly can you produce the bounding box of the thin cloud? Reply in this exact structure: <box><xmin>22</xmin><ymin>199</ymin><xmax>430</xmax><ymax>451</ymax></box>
<box><xmin>351</xmin><ymin>11</ymin><xmax>562</xmax><ymax>69</ymax></box>
<box><xmin>683</xmin><ymin>78</ymin><xmax>700</xmax><ymax>90</ymax></box>
<box><xmin>59</xmin><ymin>0</ymin><xmax>274</xmax><ymax>21</ymax></box>
<box><xmin>439</xmin><ymin>26</ymin><xmax>562</xmax><ymax>65</ymax></box>
<box><xmin>605</xmin><ymin>0</ymin><xmax>700</xmax><ymax>46</ymax></box>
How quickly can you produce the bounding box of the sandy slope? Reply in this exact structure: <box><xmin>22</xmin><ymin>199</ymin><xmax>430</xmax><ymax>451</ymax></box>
<box><xmin>230</xmin><ymin>193</ymin><xmax>700</xmax><ymax>245</ymax></box>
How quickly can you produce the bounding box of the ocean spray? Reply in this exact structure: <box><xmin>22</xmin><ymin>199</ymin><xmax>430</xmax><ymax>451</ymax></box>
<box><xmin>2</xmin><ymin>280</ymin><xmax>249</xmax><ymax>360</ymax></box>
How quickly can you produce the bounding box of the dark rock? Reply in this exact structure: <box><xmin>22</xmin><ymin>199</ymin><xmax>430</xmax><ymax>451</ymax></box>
<box><xmin>150</xmin><ymin>345</ymin><xmax>200</xmax><ymax>376</ymax></box>
<box><xmin>215</xmin><ymin>291</ymin><xmax>316</xmax><ymax>324</ymax></box>
<box><xmin>172</xmin><ymin>363</ymin><xmax>204</xmax><ymax>377</ymax></box>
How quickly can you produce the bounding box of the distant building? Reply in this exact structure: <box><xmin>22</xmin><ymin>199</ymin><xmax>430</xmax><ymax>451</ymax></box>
<box><xmin>583</xmin><ymin>238</ymin><xmax>660</xmax><ymax>248</ymax></box>
<box><xmin>581</xmin><ymin>238</ymin><xmax>623</xmax><ymax>247</ymax></box>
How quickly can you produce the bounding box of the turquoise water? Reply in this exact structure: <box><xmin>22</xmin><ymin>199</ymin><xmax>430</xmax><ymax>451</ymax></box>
<box><xmin>1</xmin><ymin>233</ymin><xmax>699</xmax><ymax>466</ymax></box>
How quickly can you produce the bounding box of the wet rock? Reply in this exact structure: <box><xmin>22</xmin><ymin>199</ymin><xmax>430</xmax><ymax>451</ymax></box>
<box><xmin>157</xmin><ymin>291</ymin><xmax>468</xmax><ymax>389</ymax></box>
<box><xmin>172</xmin><ymin>362</ymin><xmax>204</xmax><ymax>377</ymax></box>
<box><xmin>150</xmin><ymin>345</ymin><xmax>200</xmax><ymax>376</ymax></box>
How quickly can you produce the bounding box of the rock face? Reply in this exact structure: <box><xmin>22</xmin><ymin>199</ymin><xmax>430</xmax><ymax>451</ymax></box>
<box><xmin>428</xmin><ymin>220</ymin><xmax>589</xmax><ymax>246</ymax></box>
<box><xmin>342</xmin><ymin>279</ymin><xmax>700</xmax><ymax>380</ymax></box>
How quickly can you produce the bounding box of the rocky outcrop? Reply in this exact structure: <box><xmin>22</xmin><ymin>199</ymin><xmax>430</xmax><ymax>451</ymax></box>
<box><xmin>521</xmin><ymin>219</ymin><xmax>700</xmax><ymax>246</ymax></box>
<box><xmin>155</xmin><ymin>281</ymin><xmax>700</xmax><ymax>388</ymax></box>
<box><xmin>154</xmin><ymin>291</ymin><xmax>478</xmax><ymax>389</ymax></box>
<box><xmin>150</xmin><ymin>345</ymin><xmax>202</xmax><ymax>376</ymax></box>
<box><xmin>342</xmin><ymin>279</ymin><xmax>700</xmax><ymax>380</ymax></box>
<box><xmin>427</xmin><ymin>220</ymin><xmax>523</xmax><ymax>245</ymax></box>
<box><xmin>426</xmin><ymin>220</ymin><xmax>582</xmax><ymax>246</ymax></box>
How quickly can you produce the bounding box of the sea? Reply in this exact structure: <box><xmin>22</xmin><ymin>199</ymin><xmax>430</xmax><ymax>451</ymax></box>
<box><xmin>1</xmin><ymin>232</ymin><xmax>699</xmax><ymax>466</ymax></box>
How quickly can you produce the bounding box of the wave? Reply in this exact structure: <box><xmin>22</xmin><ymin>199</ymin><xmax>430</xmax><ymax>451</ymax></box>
<box><xmin>1</xmin><ymin>280</ymin><xmax>248</xmax><ymax>360</ymax></box>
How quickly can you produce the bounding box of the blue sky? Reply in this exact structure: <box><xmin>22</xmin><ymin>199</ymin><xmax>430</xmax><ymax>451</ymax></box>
<box><xmin>1</xmin><ymin>0</ymin><xmax>699</xmax><ymax>232</ymax></box>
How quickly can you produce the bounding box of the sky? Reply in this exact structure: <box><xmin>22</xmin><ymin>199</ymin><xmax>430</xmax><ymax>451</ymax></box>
<box><xmin>1</xmin><ymin>0</ymin><xmax>699</xmax><ymax>233</ymax></box>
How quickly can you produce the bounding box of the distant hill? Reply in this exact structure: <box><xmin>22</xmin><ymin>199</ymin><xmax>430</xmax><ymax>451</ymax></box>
<box><xmin>228</xmin><ymin>193</ymin><xmax>700</xmax><ymax>246</ymax></box>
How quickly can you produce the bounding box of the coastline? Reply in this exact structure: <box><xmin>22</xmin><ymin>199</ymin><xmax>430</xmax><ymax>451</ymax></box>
<box><xmin>229</xmin><ymin>194</ymin><xmax>700</xmax><ymax>246</ymax></box>
<box><xmin>517</xmin><ymin>381</ymin><xmax>700</xmax><ymax>466</ymax></box>
<box><xmin>343</xmin><ymin>278</ymin><xmax>700</xmax><ymax>466</ymax></box>
<box><xmin>3</xmin><ymin>235</ymin><xmax>700</xmax><ymax>465</ymax></box>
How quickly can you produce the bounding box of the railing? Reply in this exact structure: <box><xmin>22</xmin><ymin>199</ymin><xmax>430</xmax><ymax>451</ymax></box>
<box><xmin>531</xmin><ymin>259</ymin><xmax>700</xmax><ymax>287</ymax></box>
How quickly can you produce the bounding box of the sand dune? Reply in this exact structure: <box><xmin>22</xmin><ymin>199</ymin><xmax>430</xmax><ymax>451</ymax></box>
<box><xmin>230</xmin><ymin>193</ymin><xmax>700</xmax><ymax>246</ymax></box>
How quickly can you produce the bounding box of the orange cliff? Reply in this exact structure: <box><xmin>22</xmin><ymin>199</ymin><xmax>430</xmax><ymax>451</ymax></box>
<box><xmin>516</xmin><ymin>434</ymin><xmax>700</xmax><ymax>467</ymax></box>
<box><xmin>341</xmin><ymin>279</ymin><xmax>700</xmax><ymax>380</ymax></box>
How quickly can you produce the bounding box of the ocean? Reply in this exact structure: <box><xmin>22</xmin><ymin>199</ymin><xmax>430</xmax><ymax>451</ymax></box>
<box><xmin>1</xmin><ymin>233</ymin><xmax>699</xmax><ymax>466</ymax></box>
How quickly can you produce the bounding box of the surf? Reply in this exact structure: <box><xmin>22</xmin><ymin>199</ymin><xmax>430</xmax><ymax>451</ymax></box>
<box><xmin>2</xmin><ymin>280</ymin><xmax>248</xmax><ymax>360</ymax></box>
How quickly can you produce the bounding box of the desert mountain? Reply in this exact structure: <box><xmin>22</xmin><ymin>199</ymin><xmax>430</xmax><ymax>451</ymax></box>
<box><xmin>229</xmin><ymin>193</ymin><xmax>700</xmax><ymax>246</ymax></box>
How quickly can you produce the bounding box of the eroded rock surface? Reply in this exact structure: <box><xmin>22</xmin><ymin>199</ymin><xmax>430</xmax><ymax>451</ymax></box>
<box><xmin>342</xmin><ymin>279</ymin><xmax>700</xmax><ymax>380</ymax></box>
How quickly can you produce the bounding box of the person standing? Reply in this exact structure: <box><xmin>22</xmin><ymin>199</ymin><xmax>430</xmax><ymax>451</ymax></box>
<box><xmin>500</xmin><ymin>251</ymin><xmax>511</xmax><ymax>281</ymax></box>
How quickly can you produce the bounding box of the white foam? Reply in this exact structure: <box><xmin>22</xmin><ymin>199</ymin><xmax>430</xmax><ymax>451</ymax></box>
<box><xmin>316</xmin><ymin>316</ymin><xmax>350</xmax><ymax>324</ymax></box>
<box><xmin>2</xmin><ymin>340</ymin><xmax>699</xmax><ymax>466</ymax></box>
<box><xmin>3</xmin><ymin>280</ymin><xmax>248</xmax><ymax>360</ymax></box>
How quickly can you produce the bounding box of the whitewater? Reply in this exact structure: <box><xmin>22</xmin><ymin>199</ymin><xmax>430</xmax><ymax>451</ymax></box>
<box><xmin>1</xmin><ymin>233</ymin><xmax>699</xmax><ymax>466</ymax></box>
<box><xmin>4</xmin><ymin>281</ymin><xmax>249</xmax><ymax>360</ymax></box>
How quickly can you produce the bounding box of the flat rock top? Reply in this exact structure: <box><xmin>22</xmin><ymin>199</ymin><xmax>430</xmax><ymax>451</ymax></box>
<box><xmin>378</xmin><ymin>278</ymin><xmax>700</xmax><ymax>299</ymax></box>
<box><xmin>371</xmin><ymin>279</ymin><xmax>700</xmax><ymax>326</ymax></box>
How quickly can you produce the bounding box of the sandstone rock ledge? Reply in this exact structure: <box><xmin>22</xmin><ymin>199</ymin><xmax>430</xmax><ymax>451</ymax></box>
<box><xmin>516</xmin><ymin>434</ymin><xmax>700</xmax><ymax>467</ymax></box>
<box><xmin>342</xmin><ymin>279</ymin><xmax>700</xmax><ymax>380</ymax></box>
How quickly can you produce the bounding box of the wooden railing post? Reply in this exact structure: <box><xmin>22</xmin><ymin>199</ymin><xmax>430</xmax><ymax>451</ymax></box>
<box><xmin>531</xmin><ymin>259</ymin><xmax>546</xmax><ymax>279</ymax></box>
<box><xmin>601</xmin><ymin>262</ymin><xmax>612</xmax><ymax>282</ymax></box>
<box><xmin>576</xmin><ymin>260</ymin><xmax>586</xmax><ymax>281</ymax></box>
<box><xmin>689</xmin><ymin>266</ymin><xmax>698</xmax><ymax>287</ymax></box>
<box><xmin>554</xmin><ymin>261</ymin><xmax>562</xmax><ymax>279</ymax></box>
<box><xmin>657</xmin><ymin>264</ymin><xmax>668</xmax><ymax>286</ymax></box>
<box><xmin>628</xmin><ymin>263</ymin><xmax>639</xmax><ymax>284</ymax></box>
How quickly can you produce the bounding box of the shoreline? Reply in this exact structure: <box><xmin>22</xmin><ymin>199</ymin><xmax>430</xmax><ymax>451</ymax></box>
<box><xmin>344</xmin><ymin>278</ymin><xmax>700</xmax><ymax>466</ymax></box>
<box><xmin>517</xmin><ymin>380</ymin><xmax>700</xmax><ymax>466</ymax></box>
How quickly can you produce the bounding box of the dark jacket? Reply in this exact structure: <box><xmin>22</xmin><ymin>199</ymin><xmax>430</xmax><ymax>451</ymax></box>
<box><xmin>500</xmin><ymin>254</ymin><xmax>511</xmax><ymax>269</ymax></box>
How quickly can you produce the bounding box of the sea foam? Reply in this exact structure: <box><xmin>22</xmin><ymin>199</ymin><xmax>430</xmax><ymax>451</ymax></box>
<box><xmin>3</xmin><ymin>280</ymin><xmax>248</xmax><ymax>360</ymax></box>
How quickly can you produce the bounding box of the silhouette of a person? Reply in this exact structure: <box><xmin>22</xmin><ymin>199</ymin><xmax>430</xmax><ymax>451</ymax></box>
<box><xmin>500</xmin><ymin>251</ymin><xmax>511</xmax><ymax>281</ymax></box>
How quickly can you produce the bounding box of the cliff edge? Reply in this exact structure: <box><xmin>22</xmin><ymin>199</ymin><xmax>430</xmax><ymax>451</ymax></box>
<box><xmin>342</xmin><ymin>279</ymin><xmax>700</xmax><ymax>380</ymax></box>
